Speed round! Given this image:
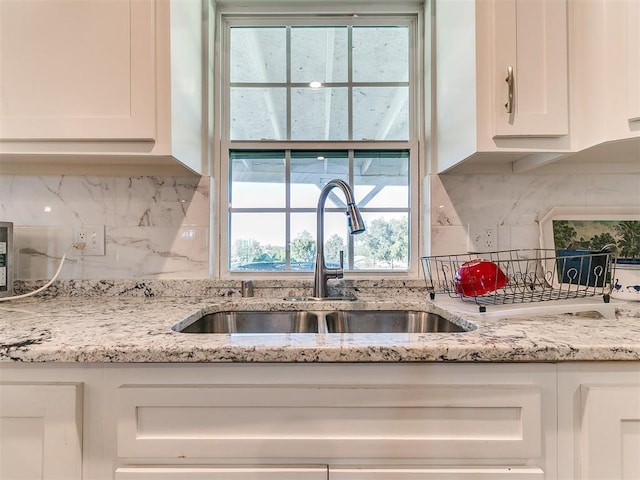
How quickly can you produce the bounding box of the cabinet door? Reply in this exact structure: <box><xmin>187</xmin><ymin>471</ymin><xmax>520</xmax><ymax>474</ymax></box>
<box><xmin>628</xmin><ymin>1</ymin><xmax>640</xmax><ymax>123</ymax></box>
<box><xmin>0</xmin><ymin>383</ymin><xmax>82</xmax><ymax>480</ymax></box>
<box><xmin>580</xmin><ymin>384</ymin><xmax>640</xmax><ymax>479</ymax></box>
<box><xmin>115</xmin><ymin>466</ymin><xmax>327</xmax><ymax>480</ymax></box>
<box><xmin>0</xmin><ymin>0</ymin><xmax>155</xmax><ymax>142</ymax></box>
<box><xmin>330</xmin><ymin>466</ymin><xmax>544</xmax><ymax>479</ymax></box>
<box><xmin>493</xmin><ymin>0</ymin><xmax>568</xmax><ymax>137</ymax></box>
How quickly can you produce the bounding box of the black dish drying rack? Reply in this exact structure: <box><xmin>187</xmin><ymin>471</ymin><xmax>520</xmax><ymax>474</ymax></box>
<box><xmin>421</xmin><ymin>249</ymin><xmax>614</xmax><ymax>312</ymax></box>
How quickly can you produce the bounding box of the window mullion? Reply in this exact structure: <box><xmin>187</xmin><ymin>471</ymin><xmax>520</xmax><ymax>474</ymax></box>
<box><xmin>347</xmin><ymin>26</ymin><xmax>353</xmax><ymax>141</ymax></box>
<box><xmin>286</xmin><ymin>26</ymin><xmax>292</xmax><ymax>141</ymax></box>
<box><xmin>285</xmin><ymin>150</ymin><xmax>292</xmax><ymax>269</ymax></box>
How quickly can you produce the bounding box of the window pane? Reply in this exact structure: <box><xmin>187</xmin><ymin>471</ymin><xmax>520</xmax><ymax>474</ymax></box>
<box><xmin>354</xmin><ymin>151</ymin><xmax>409</xmax><ymax>208</ymax></box>
<box><xmin>231</xmin><ymin>151</ymin><xmax>285</xmax><ymax>208</ymax></box>
<box><xmin>230</xmin><ymin>87</ymin><xmax>286</xmax><ymax>140</ymax></box>
<box><xmin>291</xmin><ymin>27</ymin><xmax>348</xmax><ymax>83</ymax></box>
<box><xmin>230</xmin><ymin>213</ymin><xmax>285</xmax><ymax>271</ymax></box>
<box><xmin>290</xmin><ymin>152</ymin><xmax>348</xmax><ymax>207</ymax></box>
<box><xmin>291</xmin><ymin>87</ymin><xmax>348</xmax><ymax>140</ymax></box>
<box><xmin>230</xmin><ymin>27</ymin><xmax>286</xmax><ymax>83</ymax></box>
<box><xmin>353</xmin><ymin>86</ymin><xmax>409</xmax><ymax>140</ymax></box>
<box><xmin>291</xmin><ymin>212</ymin><xmax>349</xmax><ymax>268</ymax></box>
<box><xmin>320</xmin><ymin>212</ymin><xmax>350</xmax><ymax>266</ymax></box>
<box><xmin>353</xmin><ymin>26</ymin><xmax>408</xmax><ymax>82</ymax></box>
<box><xmin>354</xmin><ymin>213</ymin><xmax>409</xmax><ymax>270</ymax></box>
<box><xmin>290</xmin><ymin>212</ymin><xmax>316</xmax><ymax>270</ymax></box>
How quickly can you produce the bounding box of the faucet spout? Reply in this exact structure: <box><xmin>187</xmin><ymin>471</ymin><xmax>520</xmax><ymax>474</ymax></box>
<box><xmin>312</xmin><ymin>179</ymin><xmax>365</xmax><ymax>299</ymax></box>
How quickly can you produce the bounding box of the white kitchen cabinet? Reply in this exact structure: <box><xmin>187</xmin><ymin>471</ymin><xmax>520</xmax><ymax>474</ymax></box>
<box><xmin>117</xmin><ymin>382</ymin><xmax>542</xmax><ymax>460</ymax></box>
<box><xmin>115</xmin><ymin>465</ymin><xmax>545</xmax><ymax>480</ymax></box>
<box><xmin>115</xmin><ymin>466</ymin><xmax>327</xmax><ymax>480</ymax></box>
<box><xmin>0</xmin><ymin>363</ymin><xmax>557</xmax><ymax>479</ymax></box>
<box><xmin>492</xmin><ymin>0</ymin><xmax>568</xmax><ymax>138</ymax></box>
<box><xmin>330</xmin><ymin>467</ymin><xmax>544</xmax><ymax>479</ymax></box>
<box><xmin>113</xmin><ymin>364</ymin><xmax>553</xmax><ymax>477</ymax></box>
<box><xmin>569</xmin><ymin>0</ymin><xmax>640</xmax><ymax>147</ymax></box>
<box><xmin>0</xmin><ymin>382</ymin><xmax>83</xmax><ymax>480</ymax></box>
<box><xmin>0</xmin><ymin>0</ymin><xmax>205</xmax><ymax>175</ymax></box>
<box><xmin>602</xmin><ymin>0</ymin><xmax>640</xmax><ymax>141</ymax></box>
<box><xmin>0</xmin><ymin>0</ymin><xmax>154</xmax><ymax>143</ymax></box>
<box><xmin>628</xmin><ymin>1</ymin><xmax>640</xmax><ymax>125</ymax></box>
<box><xmin>435</xmin><ymin>0</ymin><xmax>570</xmax><ymax>173</ymax></box>
<box><xmin>580</xmin><ymin>384</ymin><xmax>640</xmax><ymax>479</ymax></box>
<box><xmin>557</xmin><ymin>362</ymin><xmax>640</xmax><ymax>480</ymax></box>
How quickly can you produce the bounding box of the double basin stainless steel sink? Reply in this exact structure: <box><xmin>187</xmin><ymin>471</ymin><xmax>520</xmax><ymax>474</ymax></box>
<box><xmin>173</xmin><ymin>310</ymin><xmax>471</xmax><ymax>334</ymax></box>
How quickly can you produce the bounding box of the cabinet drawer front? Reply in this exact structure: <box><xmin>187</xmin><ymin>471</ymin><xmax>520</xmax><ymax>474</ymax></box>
<box><xmin>118</xmin><ymin>384</ymin><xmax>541</xmax><ymax>460</ymax></box>
<box><xmin>115</xmin><ymin>466</ymin><xmax>327</xmax><ymax>480</ymax></box>
<box><xmin>330</xmin><ymin>466</ymin><xmax>544</xmax><ymax>479</ymax></box>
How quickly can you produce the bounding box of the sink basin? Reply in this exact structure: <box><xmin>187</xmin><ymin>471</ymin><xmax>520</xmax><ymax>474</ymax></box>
<box><xmin>174</xmin><ymin>311</ymin><xmax>319</xmax><ymax>334</ymax></box>
<box><xmin>325</xmin><ymin>310</ymin><xmax>467</xmax><ymax>333</ymax></box>
<box><xmin>173</xmin><ymin>309</ymin><xmax>470</xmax><ymax>334</ymax></box>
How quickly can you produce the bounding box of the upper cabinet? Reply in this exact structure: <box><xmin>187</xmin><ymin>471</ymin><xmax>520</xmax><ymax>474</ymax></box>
<box><xmin>435</xmin><ymin>0</ymin><xmax>571</xmax><ymax>173</ymax></box>
<box><xmin>492</xmin><ymin>0</ymin><xmax>568</xmax><ymax>138</ymax></box>
<box><xmin>599</xmin><ymin>0</ymin><xmax>640</xmax><ymax>141</ymax></box>
<box><xmin>628</xmin><ymin>2</ymin><xmax>640</xmax><ymax>125</ymax></box>
<box><xmin>0</xmin><ymin>0</ymin><xmax>206</xmax><ymax>175</ymax></box>
<box><xmin>434</xmin><ymin>0</ymin><xmax>640</xmax><ymax>174</ymax></box>
<box><xmin>0</xmin><ymin>0</ymin><xmax>155</xmax><ymax>142</ymax></box>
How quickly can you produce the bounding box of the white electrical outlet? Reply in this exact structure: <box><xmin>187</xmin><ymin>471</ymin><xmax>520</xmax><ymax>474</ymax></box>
<box><xmin>468</xmin><ymin>224</ymin><xmax>498</xmax><ymax>253</ymax></box>
<box><xmin>483</xmin><ymin>227</ymin><xmax>496</xmax><ymax>249</ymax></box>
<box><xmin>75</xmin><ymin>225</ymin><xmax>105</xmax><ymax>256</ymax></box>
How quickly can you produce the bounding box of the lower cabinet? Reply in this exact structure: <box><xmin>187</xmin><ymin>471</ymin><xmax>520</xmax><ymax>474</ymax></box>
<box><xmin>115</xmin><ymin>466</ymin><xmax>327</xmax><ymax>479</ymax></box>
<box><xmin>579</xmin><ymin>384</ymin><xmax>640</xmax><ymax>479</ymax></box>
<box><xmin>7</xmin><ymin>362</ymin><xmax>640</xmax><ymax>479</ymax></box>
<box><xmin>331</xmin><ymin>467</ymin><xmax>543</xmax><ymax>479</ymax></box>
<box><xmin>1</xmin><ymin>361</ymin><xmax>639</xmax><ymax>479</ymax></box>
<box><xmin>0</xmin><ymin>382</ymin><xmax>83</xmax><ymax>480</ymax></box>
<box><xmin>557</xmin><ymin>362</ymin><xmax>640</xmax><ymax>480</ymax></box>
<box><xmin>112</xmin><ymin>363</ymin><xmax>554</xmax><ymax>479</ymax></box>
<box><xmin>117</xmin><ymin>383</ymin><xmax>543</xmax><ymax>460</ymax></box>
<box><xmin>115</xmin><ymin>466</ymin><xmax>544</xmax><ymax>480</ymax></box>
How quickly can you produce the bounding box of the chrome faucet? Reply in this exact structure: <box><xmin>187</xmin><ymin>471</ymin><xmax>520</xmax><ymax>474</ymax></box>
<box><xmin>312</xmin><ymin>179</ymin><xmax>366</xmax><ymax>299</ymax></box>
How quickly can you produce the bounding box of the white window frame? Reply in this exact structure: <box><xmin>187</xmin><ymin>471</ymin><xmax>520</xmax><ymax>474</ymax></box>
<box><xmin>212</xmin><ymin>1</ymin><xmax>425</xmax><ymax>279</ymax></box>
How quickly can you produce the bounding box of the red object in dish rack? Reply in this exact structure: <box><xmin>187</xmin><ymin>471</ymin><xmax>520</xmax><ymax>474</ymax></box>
<box><xmin>454</xmin><ymin>259</ymin><xmax>509</xmax><ymax>297</ymax></box>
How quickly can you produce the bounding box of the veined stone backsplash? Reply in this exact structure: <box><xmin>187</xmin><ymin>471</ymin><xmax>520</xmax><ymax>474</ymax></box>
<box><xmin>429</xmin><ymin>172</ymin><xmax>640</xmax><ymax>256</ymax></box>
<box><xmin>1</xmin><ymin>172</ymin><xmax>638</xmax><ymax>280</ymax></box>
<box><xmin>0</xmin><ymin>175</ymin><xmax>210</xmax><ymax>280</ymax></box>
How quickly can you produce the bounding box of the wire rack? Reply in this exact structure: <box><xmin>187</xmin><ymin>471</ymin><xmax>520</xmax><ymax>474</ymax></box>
<box><xmin>421</xmin><ymin>249</ymin><xmax>614</xmax><ymax>311</ymax></box>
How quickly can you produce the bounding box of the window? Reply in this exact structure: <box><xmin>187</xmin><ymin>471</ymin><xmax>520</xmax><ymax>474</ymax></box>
<box><xmin>216</xmin><ymin>4</ymin><xmax>423</xmax><ymax>277</ymax></box>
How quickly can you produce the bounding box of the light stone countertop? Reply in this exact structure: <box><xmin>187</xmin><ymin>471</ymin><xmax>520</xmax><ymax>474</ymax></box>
<box><xmin>1</xmin><ymin>282</ymin><xmax>640</xmax><ymax>363</ymax></box>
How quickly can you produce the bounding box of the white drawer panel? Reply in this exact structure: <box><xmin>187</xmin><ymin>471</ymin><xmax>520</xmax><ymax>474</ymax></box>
<box><xmin>115</xmin><ymin>466</ymin><xmax>327</xmax><ymax>479</ymax></box>
<box><xmin>118</xmin><ymin>384</ymin><xmax>541</xmax><ymax>460</ymax></box>
<box><xmin>330</xmin><ymin>466</ymin><xmax>545</xmax><ymax>479</ymax></box>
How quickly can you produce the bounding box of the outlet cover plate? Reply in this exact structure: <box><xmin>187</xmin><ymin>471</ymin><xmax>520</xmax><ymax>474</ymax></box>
<box><xmin>468</xmin><ymin>224</ymin><xmax>498</xmax><ymax>253</ymax></box>
<box><xmin>75</xmin><ymin>225</ymin><xmax>105</xmax><ymax>256</ymax></box>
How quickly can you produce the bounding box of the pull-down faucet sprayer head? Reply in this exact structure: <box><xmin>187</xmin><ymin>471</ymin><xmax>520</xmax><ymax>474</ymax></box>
<box><xmin>346</xmin><ymin>203</ymin><xmax>365</xmax><ymax>234</ymax></box>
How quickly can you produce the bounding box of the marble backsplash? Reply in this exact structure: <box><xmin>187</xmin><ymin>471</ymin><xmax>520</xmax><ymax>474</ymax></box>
<box><xmin>1</xmin><ymin>172</ymin><xmax>638</xmax><ymax>280</ymax></box>
<box><xmin>428</xmin><ymin>172</ymin><xmax>640</xmax><ymax>256</ymax></box>
<box><xmin>0</xmin><ymin>175</ymin><xmax>210</xmax><ymax>280</ymax></box>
